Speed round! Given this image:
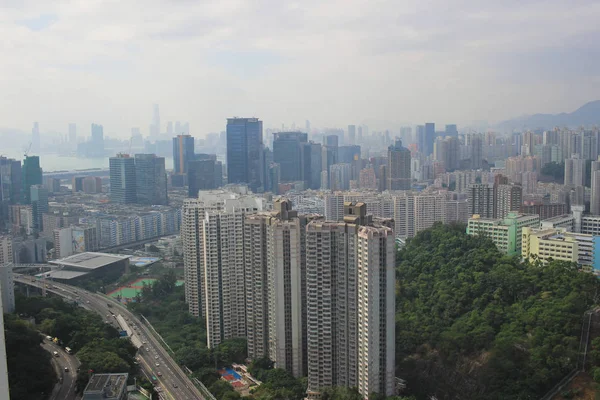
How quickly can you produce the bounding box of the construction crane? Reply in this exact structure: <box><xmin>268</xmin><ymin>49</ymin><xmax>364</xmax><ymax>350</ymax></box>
<box><xmin>23</xmin><ymin>142</ymin><xmax>32</xmax><ymax>158</ymax></box>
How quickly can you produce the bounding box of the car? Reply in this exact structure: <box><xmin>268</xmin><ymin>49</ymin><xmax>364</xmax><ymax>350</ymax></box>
<box><xmin>173</xmin><ymin>383</ymin><xmax>177</xmax><ymax>388</ymax></box>
<box><xmin>86</xmin><ymin>300</ymin><xmax>90</xmax><ymax>304</ymax></box>
<box><xmin>64</xmin><ymin>367</ymin><xmax>69</xmax><ymax>372</ymax></box>
<box><xmin>46</xmin><ymin>335</ymin><xmax>52</xmax><ymax>341</ymax></box>
<box><xmin>155</xmin><ymin>356</ymin><xmax>159</xmax><ymax>359</ymax></box>
<box><xmin>157</xmin><ymin>372</ymin><xmax>162</xmax><ymax>377</ymax></box>
<box><xmin>155</xmin><ymin>363</ymin><xmax>160</xmax><ymax>367</ymax></box>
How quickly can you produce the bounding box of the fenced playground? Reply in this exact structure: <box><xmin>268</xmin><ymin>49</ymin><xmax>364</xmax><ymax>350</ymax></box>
<box><xmin>107</xmin><ymin>278</ymin><xmax>183</xmax><ymax>301</ymax></box>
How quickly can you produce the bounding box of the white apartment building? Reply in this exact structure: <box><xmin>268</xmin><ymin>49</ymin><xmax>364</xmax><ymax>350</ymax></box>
<box><xmin>0</xmin><ymin>236</ymin><xmax>12</xmax><ymax>265</ymax></box>
<box><xmin>306</xmin><ymin>203</ymin><xmax>395</xmax><ymax>399</ymax></box>
<box><xmin>181</xmin><ymin>190</ymin><xmax>264</xmax><ymax>348</ymax></box>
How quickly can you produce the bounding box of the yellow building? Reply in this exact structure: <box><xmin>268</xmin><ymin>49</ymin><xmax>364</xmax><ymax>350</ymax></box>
<box><xmin>521</xmin><ymin>227</ymin><xmax>594</xmax><ymax>269</ymax></box>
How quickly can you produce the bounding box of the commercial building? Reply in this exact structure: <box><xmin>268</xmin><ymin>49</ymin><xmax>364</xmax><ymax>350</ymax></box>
<box><xmin>305</xmin><ymin>203</ymin><xmax>395</xmax><ymax>398</ymax></box>
<box><xmin>30</xmin><ymin>184</ymin><xmax>49</xmax><ymax>230</ymax></box>
<box><xmin>0</xmin><ymin>156</ymin><xmax>22</xmax><ymax>205</ymax></box>
<box><xmin>522</xmin><ymin>227</ymin><xmax>594</xmax><ymax>269</ymax></box>
<box><xmin>109</xmin><ymin>154</ymin><xmax>137</xmax><ymax>204</ymax></box>
<box><xmin>22</xmin><ymin>155</ymin><xmax>42</xmax><ymax>204</ymax></box>
<box><xmin>273</xmin><ymin>132</ymin><xmax>308</xmax><ymax>183</ymax></box>
<box><xmin>226</xmin><ymin>118</ymin><xmax>264</xmax><ymax>192</ymax></box>
<box><xmin>54</xmin><ymin>225</ymin><xmax>98</xmax><ymax>258</ymax></box>
<box><xmin>172</xmin><ymin>134</ymin><xmax>195</xmax><ymax>174</ymax></box>
<box><xmin>134</xmin><ymin>154</ymin><xmax>168</xmax><ymax>205</ymax></box>
<box><xmin>42</xmin><ymin>252</ymin><xmax>130</xmax><ymax>283</ymax></box>
<box><xmin>83</xmin><ymin>373</ymin><xmax>128</xmax><ymax>400</ymax></box>
<box><xmin>187</xmin><ymin>155</ymin><xmax>223</xmax><ymax>197</ymax></box>
<box><xmin>467</xmin><ymin>212</ymin><xmax>540</xmax><ymax>256</ymax></box>
<box><xmin>330</xmin><ymin>163</ymin><xmax>351</xmax><ymax>191</ymax></box>
<box><xmin>387</xmin><ymin>139</ymin><xmax>411</xmax><ymax>190</ymax></box>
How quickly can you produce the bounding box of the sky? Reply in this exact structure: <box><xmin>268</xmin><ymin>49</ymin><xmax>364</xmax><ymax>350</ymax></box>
<box><xmin>1</xmin><ymin>0</ymin><xmax>600</xmax><ymax>138</ymax></box>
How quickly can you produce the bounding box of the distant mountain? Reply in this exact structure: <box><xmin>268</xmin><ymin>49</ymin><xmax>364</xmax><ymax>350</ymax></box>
<box><xmin>497</xmin><ymin>100</ymin><xmax>600</xmax><ymax>131</ymax></box>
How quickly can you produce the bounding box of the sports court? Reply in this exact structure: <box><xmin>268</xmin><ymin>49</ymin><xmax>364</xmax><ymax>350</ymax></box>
<box><xmin>108</xmin><ymin>278</ymin><xmax>184</xmax><ymax>300</ymax></box>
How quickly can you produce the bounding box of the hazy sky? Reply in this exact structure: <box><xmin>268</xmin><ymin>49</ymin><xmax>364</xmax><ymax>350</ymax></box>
<box><xmin>2</xmin><ymin>0</ymin><xmax>600</xmax><ymax>138</ymax></box>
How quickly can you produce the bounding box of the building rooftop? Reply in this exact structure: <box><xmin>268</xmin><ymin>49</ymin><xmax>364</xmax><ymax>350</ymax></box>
<box><xmin>84</xmin><ymin>373</ymin><xmax>128</xmax><ymax>399</ymax></box>
<box><xmin>36</xmin><ymin>270</ymin><xmax>88</xmax><ymax>280</ymax></box>
<box><xmin>49</xmin><ymin>252</ymin><xmax>130</xmax><ymax>270</ymax></box>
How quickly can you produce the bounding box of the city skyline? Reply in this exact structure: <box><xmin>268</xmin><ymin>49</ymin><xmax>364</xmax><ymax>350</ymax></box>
<box><xmin>2</xmin><ymin>1</ymin><xmax>600</xmax><ymax>136</ymax></box>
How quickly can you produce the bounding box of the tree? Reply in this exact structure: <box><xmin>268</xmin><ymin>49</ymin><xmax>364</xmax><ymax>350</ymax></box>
<box><xmin>208</xmin><ymin>379</ymin><xmax>236</xmax><ymax>399</ymax></box>
<box><xmin>148</xmin><ymin>244</ymin><xmax>160</xmax><ymax>253</ymax></box>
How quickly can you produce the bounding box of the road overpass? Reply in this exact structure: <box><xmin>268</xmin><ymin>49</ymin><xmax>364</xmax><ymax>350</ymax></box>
<box><xmin>14</xmin><ymin>276</ymin><xmax>205</xmax><ymax>400</ymax></box>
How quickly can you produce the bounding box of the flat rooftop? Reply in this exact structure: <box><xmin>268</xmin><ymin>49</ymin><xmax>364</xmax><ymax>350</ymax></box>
<box><xmin>49</xmin><ymin>252</ymin><xmax>130</xmax><ymax>270</ymax></box>
<box><xmin>84</xmin><ymin>373</ymin><xmax>128</xmax><ymax>398</ymax></box>
<box><xmin>36</xmin><ymin>270</ymin><xmax>88</xmax><ymax>280</ymax></box>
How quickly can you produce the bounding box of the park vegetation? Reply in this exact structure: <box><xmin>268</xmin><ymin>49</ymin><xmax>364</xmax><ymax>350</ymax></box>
<box><xmin>15</xmin><ymin>295</ymin><xmax>138</xmax><ymax>393</ymax></box>
<box><xmin>396</xmin><ymin>223</ymin><xmax>599</xmax><ymax>399</ymax></box>
<box><xmin>5</xmin><ymin>314</ymin><xmax>56</xmax><ymax>400</ymax></box>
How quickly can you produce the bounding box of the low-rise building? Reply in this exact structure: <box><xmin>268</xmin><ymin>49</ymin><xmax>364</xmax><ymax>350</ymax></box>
<box><xmin>522</xmin><ymin>227</ymin><xmax>594</xmax><ymax>270</ymax></box>
<box><xmin>83</xmin><ymin>373</ymin><xmax>128</xmax><ymax>400</ymax></box>
<box><xmin>467</xmin><ymin>212</ymin><xmax>540</xmax><ymax>256</ymax></box>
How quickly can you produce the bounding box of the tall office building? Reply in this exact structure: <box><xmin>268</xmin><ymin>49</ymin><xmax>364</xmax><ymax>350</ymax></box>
<box><xmin>227</xmin><ymin>118</ymin><xmax>264</xmax><ymax>192</ymax></box>
<box><xmin>306</xmin><ymin>203</ymin><xmax>395</xmax><ymax>398</ymax></box>
<box><xmin>109</xmin><ymin>154</ymin><xmax>137</xmax><ymax>204</ymax></box>
<box><xmin>91</xmin><ymin>123</ymin><xmax>105</xmax><ymax>156</ymax></box>
<box><xmin>150</xmin><ymin>104</ymin><xmax>161</xmax><ymax>136</ymax></box>
<box><xmin>172</xmin><ymin>135</ymin><xmax>195</xmax><ymax>174</ymax></box>
<box><xmin>387</xmin><ymin>139</ymin><xmax>411</xmax><ymax>190</ymax></box>
<box><xmin>182</xmin><ymin>191</ymin><xmax>264</xmax><ymax>344</ymax></box>
<box><xmin>308</xmin><ymin>142</ymin><xmax>322</xmax><ymax>190</ymax></box>
<box><xmin>30</xmin><ymin>185</ymin><xmax>49</xmax><ymax>231</ymax></box>
<box><xmin>273</xmin><ymin>132</ymin><xmax>308</xmax><ymax>182</ymax></box>
<box><xmin>0</xmin><ymin>157</ymin><xmax>22</xmax><ymax>205</ymax></box>
<box><xmin>591</xmin><ymin>157</ymin><xmax>600</xmax><ymax>215</ymax></box>
<box><xmin>134</xmin><ymin>154</ymin><xmax>167</xmax><ymax>205</ymax></box>
<box><xmin>22</xmin><ymin>155</ymin><xmax>42</xmax><ymax>204</ymax></box>
<box><xmin>348</xmin><ymin>125</ymin><xmax>356</xmax><ymax>144</ymax></box>
<box><xmin>424</xmin><ymin>123</ymin><xmax>435</xmax><ymax>156</ymax></box>
<box><xmin>445</xmin><ymin>124</ymin><xmax>458</xmax><ymax>137</ymax></box>
<box><xmin>188</xmin><ymin>155</ymin><xmax>221</xmax><ymax>197</ymax></box>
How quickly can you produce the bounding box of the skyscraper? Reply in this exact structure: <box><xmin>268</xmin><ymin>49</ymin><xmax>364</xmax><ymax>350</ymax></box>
<box><xmin>348</xmin><ymin>125</ymin><xmax>356</xmax><ymax>144</ymax></box>
<box><xmin>172</xmin><ymin>134</ymin><xmax>195</xmax><ymax>175</ymax></box>
<box><xmin>22</xmin><ymin>155</ymin><xmax>42</xmax><ymax>204</ymax></box>
<box><xmin>245</xmin><ymin>200</ymin><xmax>319</xmax><ymax>377</ymax></box>
<box><xmin>109</xmin><ymin>154</ymin><xmax>137</xmax><ymax>204</ymax></box>
<box><xmin>182</xmin><ymin>191</ymin><xmax>264</xmax><ymax>346</ymax></box>
<box><xmin>30</xmin><ymin>185</ymin><xmax>48</xmax><ymax>231</ymax></box>
<box><xmin>468</xmin><ymin>183</ymin><xmax>494</xmax><ymax>218</ymax></box>
<box><xmin>188</xmin><ymin>155</ymin><xmax>222</xmax><ymax>197</ymax></box>
<box><xmin>330</xmin><ymin>163</ymin><xmax>352</xmax><ymax>191</ymax></box>
<box><xmin>306</xmin><ymin>203</ymin><xmax>395</xmax><ymax>398</ymax></box>
<box><xmin>424</xmin><ymin>122</ymin><xmax>435</xmax><ymax>156</ymax></box>
<box><xmin>150</xmin><ymin>104</ymin><xmax>161</xmax><ymax>136</ymax></box>
<box><xmin>273</xmin><ymin>132</ymin><xmax>308</xmax><ymax>182</ymax></box>
<box><xmin>387</xmin><ymin>139</ymin><xmax>412</xmax><ymax>190</ymax></box>
<box><xmin>226</xmin><ymin>118</ymin><xmax>264</xmax><ymax>192</ymax></box>
<box><xmin>0</xmin><ymin>269</ymin><xmax>9</xmax><ymax>399</ymax></box>
<box><xmin>90</xmin><ymin>123</ymin><xmax>105</xmax><ymax>157</ymax></box>
<box><xmin>68</xmin><ymin>123</ymin><xmax>77</xmax><ymax>144</ymax></box>
<box><xmin>134</xmin><ymin>154</ymin><xmax>167</xmax><ymax>205</ymax></box>
<box><xmin>0</xmin><ymin>157</ymin><xmax>22</xmax><ymax>205</ymax></box>
<box><xmin>564</xmin><ymin>154</ymin><xmax>586</xmax><ymax>187</ymax></box>
<box><xmin>445</xmin><ymin>124</ymin><xmax>458</xmax><ymax>137</ymax></box>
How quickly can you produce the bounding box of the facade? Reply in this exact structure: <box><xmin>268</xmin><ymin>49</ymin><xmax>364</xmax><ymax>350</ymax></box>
<box><xmin>0</xmin><ymin>236</ymin><xmax>12</xmax><ymax>264</ymax></box>
<box><xmin>467</xmin><ymin>212</ymin><xmax>540</xmax><ymax>256</ymax></box>
<box><xmin>30</xmin><ymin>184</ymin><xmax>49</xmax><ymax>230</ymax></box>
<box><xmin>188</xmin><ymin>157</ymin><xmax>220</xmax><ymax>197</ymax></box>
<box><xmin>181</xmin><ymin>190</ymin><xmax>263</xmax><ymax>343</ymax></box>
<box><xmin>0</xmin><ymin>157</ymin><xmax>22</xmax><ymax>205</ymax></box>
<box><xmin>172</xmin><ymin>134</ymin><xmax>195</xmax><ymax>174</ymax></box>
<box><xmin>591</xmin><ymin>157</ymin><xmax>600</xmax><ymax>215</ymax></box>
<box><xmin>0</xmin><ymin>264</ymin><xmax>14</xmax><ymax>313</ymax></box>
<box><xmin>109</xmin><ymin>154</ymin><xmax>137</xmax><ymax>204</ymax></box>
<box><xmin>468</xmin><ymin>184</ymin><xmax>494</xmax><ymax>218</ymax></box>
<box><xmin>324</xmin><ymin>194</ymin><xmax>344</xmax><ymax>221</ymax></box>
<box><xmin>522</xmin><ymin>227</ymin><xmax>594</xmax><ymax>269</ymax></box>
<box><xmin>226</xmin><ymin>118</ymin><xmax>264</xmax><ymax>192</ymax></box>
<box><xmin>134</xmin><ymin>154</ymin><xmax>168</xmax><ymax>205</ymax></box>
<box><xmin>541</xmin><ymin>214</ymin><xmax>576</xmax><ymax>231</ymax></box>
<box><xmin>564</xmin><ymin>155</ymin><xmax>586</xmax><ymax>187</ymax></box>
<box><xmin>494</xmin><ymin>182</ymin><xmax>522</xmax><ymax>219</ymax></box>
<box><xmin>22</xmin><ymin>155</ymin><xmax>42</xmax><ymax>204</ymax></box>
<box><xmin>414</xmin><ymin>193</ymin><xmax>447</xmax><ymax>233</ymax></box>
<box><xmin>330</xmin><ymin>163</ymin><xmax>351</xmax><ymax>191</ymax></box>
<box><xmin>273</xmin><ymin>132</ymin><xmax>308</xmax><ymax>182</ymax></box>
<box><xmin>82</xmin><ymin>177</ymin><xmax>102</xmax><ymax>194</ymax></box>
<box><xmin>305</xmin><ymin>203</ymin><xmax>395</xmax><ymax>398</ymax></box>
<box><xmin>387</xmin><ymin>139</ymin><xmax>411</xmax><ymax>190</ymax></box>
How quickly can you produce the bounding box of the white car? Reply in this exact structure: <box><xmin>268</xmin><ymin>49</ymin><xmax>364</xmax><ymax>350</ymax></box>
<box><xmin>155</xmin><ymin>363</ymin><xmax>160</xmax><ymax>367</ymax></box>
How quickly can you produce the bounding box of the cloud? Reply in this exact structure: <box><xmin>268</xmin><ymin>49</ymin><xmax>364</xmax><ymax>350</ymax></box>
<box><xmin>1</xmin><ymin>0</ymin><xmax>600</xmax><ymax>136</ymax></box>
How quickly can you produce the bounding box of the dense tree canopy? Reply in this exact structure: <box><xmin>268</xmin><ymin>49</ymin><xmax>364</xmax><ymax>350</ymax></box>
<box><xmin>395</xmin><ymin>223</ymin><xmax>599</xmax><ymax>400</ymax></box>
<box><xmin>5</xmin><ymin>314</ymin><xmax>56</xmax><ymax>400</ymax></box>
<box><xmin>541</xmin><ymin>161</ymin><xmax>565</xmax><ymax>182</ymax></box>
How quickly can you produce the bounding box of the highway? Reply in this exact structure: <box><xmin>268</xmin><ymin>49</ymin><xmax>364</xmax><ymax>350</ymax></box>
<box><xmin>42</xmin><ymin>339</ymin><xmax>80</xmax><ymax>400</ymax></box>
<box><xmin>15</xmin><ymin>275</ymin><xmax>205</xmax><ymax>400</ymax></box>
